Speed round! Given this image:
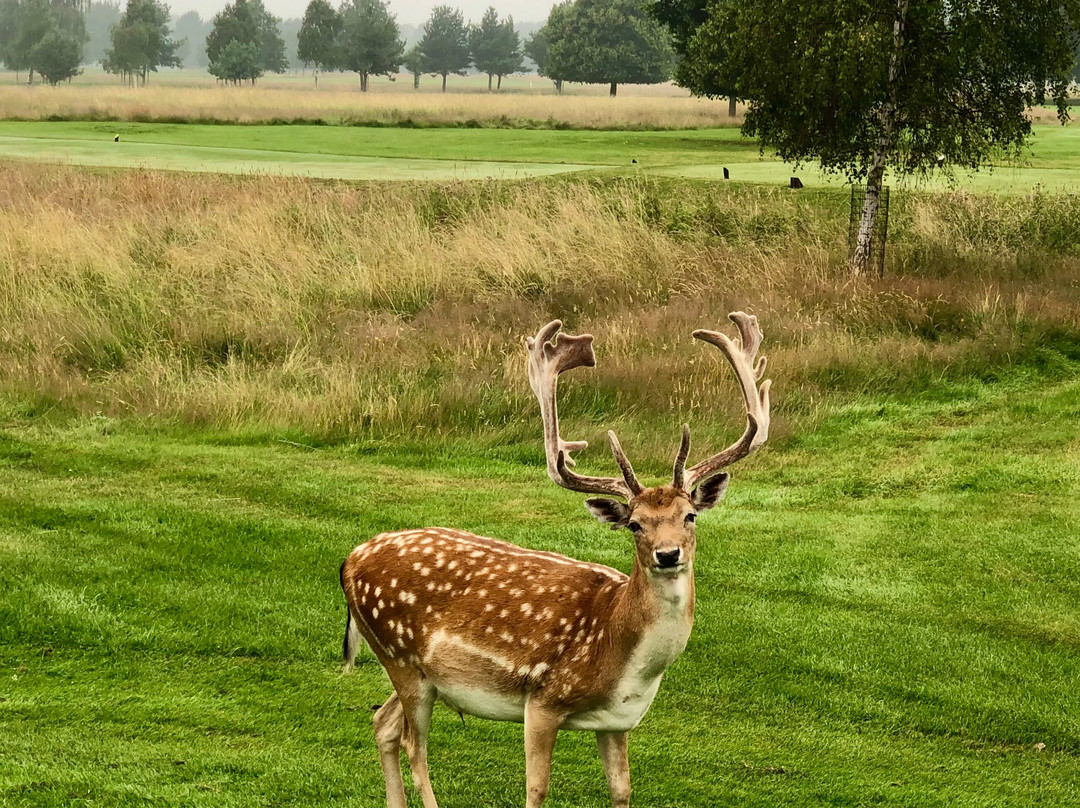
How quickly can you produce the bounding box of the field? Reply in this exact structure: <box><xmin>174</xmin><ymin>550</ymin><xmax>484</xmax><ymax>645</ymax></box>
<box><xmin>2</xmin><ymin>82</ymin><xmax>1080</xmax><ymax>807</ymax></box>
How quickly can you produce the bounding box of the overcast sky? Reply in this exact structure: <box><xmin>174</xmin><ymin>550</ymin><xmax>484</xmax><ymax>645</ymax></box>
<box><xmin>169</xmin><ymin>0</ymin><xmax>557</xmax><ymax>25</ymax></box>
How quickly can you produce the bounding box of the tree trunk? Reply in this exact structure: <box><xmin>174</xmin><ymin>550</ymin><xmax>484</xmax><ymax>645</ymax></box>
<box><xmin>441</xmin><ymin>72</ymin><xmax>447</xmax><ymax>92</ymax></box>
<box><xmin>27</xmin><ymin>68</ymin><xmax>34</xmax><ymax>86</ymax></box>
<box><xmin>413</xmin><ymin>73</ymin><xmax>419</xmax><ymax>89</ymax></box>
<box><xmin>609</xmin><ymin>81</ymin><xmax>617</xmax><ymax>97</ymax></box>
<box><xmin>851</xmin><ymin>0</ymin><xmax>908</xmax><ymax>275</ymax></box>
<box><xmin>314</xmin><ymin>68</ymin><xmax>318</xmax><ymax>89</ymax></box>
<box><xmin>554</xmin><ymin>79</ymin><xmax>563</xmax><ymax>94</ymax></box>
<box><xmin>852</xmin><ymin>164</ymin><xmax>886</xmax><ymax>275</ymax></box>
<box><xmin>361</xmin><ymin>72</ymin><xmax>368</xmax><ymax>92</ymax></box>
<box><xmin>487</xmin><ymin>73</ymin><xmax>492</xmax><ymax>91</ymax></box>
<box><xmin>497</xmin><ymin>74</ymin><xmax>502</xmax><ymax>90</ymax></box>
<box><xmin>728</xmin><ymin>94</ymin><xmax>737</xmax><ymax>117</ymax></box>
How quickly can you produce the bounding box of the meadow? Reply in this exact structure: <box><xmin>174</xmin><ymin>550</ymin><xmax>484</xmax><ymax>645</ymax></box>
<box><xmin>0</xmin><ymin>73</ymin><xmax>735</xmax><ymax>130</ymax></box>
<box><xmin>2</xmin><ymin>79</ymin><xmax>1080</xmax><ymax>806</ymax></box>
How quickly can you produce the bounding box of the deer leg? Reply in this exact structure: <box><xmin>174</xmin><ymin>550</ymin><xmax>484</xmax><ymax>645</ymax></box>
<box><xmin>524</xmin><ymin>699</ymin><xmax>564</xmax><ymax>808</ymax></box>
<box><xmin>398</xmin><ymin>680</ymin><xmax>439</xmax><ymax>808</ymax></box>
<box><xmin>373</xmin><ymin>694</ymin><xmax>407</xmax><ymax>808</ymax></box>
<box><xmin>596</xmin><ymin>731</ymin><xmax>630</xmax><ymax>808</ymax></box>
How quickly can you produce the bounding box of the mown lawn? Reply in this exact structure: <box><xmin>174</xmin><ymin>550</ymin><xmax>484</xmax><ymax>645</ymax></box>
<box><xmin>1</xmin><ymin>120</ymin><xmax>1077</xmax><ymax>189</ymax></box>
<box><xmin>2</xmin><ymin>368</ymin><xmax>1079</xmax><ymax>807</ymax></box>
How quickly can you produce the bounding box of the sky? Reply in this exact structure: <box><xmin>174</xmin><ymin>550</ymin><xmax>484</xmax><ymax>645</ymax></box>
<box><xmin>167</xmin><ymin>0</ymin><xmax>557</xmax><ymax>25</ymax></box>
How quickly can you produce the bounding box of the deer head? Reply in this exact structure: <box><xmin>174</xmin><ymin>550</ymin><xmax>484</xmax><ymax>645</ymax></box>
<box><xmin>525</xmin><ymin>313</ymin><xmax>771</xmax><ymax>580</ymax></box>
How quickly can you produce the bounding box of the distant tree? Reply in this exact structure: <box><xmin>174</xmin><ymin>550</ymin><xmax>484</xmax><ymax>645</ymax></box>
<box><xmin>297</xmin><ymin>0</ymin><xmax>340</xmax><ymax>85</ymax></box>
<box><xmin>8</xmin><ymin>0</ymin><xmax>59</xmax><ymax>84</ymax></box>
<box><xmin>249</xmin><ymin>0</ymin><xmax>287</xmax><ymax>73</ymax></box>
<box><xmin>418</xmin><ymin>4</ymin><xmax>470</xmax><ymax>92</ymax></box>
<box><xmin>337</xmin><ymin>0</ymin><xmax>402</xmax><ymax>91</ymax></box>
<box><xmin>0</xmin><ymin>0</ymin><xmax>23</xmax><ymax>76</ymax></box>
<box><xmin>524</xmin><ymin>25</ymin><xmax>562</xmax><ymax>93</ymax></box>
<box><xmin>279</xmin><ymin>16</ymin><xmax>303</xmax><ymax>71</ymax></box>
<box><xmin>30</xmin><ymin>27</ymin><xmax>81</xmax><ymax>83</ymax></box>
<box><xmin>403</xmin><ymin>41</ymin><xmax>422</xmax><ymax>88</ymax></box>
<box><xmin>207</xmin><ymin>36</ymin><xmax>260</xmax><ymax>83</ymax></box>
<box><xmin>172</xmin><ymin>10</ymin><xmax>209</xmax><ymax>67</ymax></box>
<box><xmin>103</xmin><ymin>0</ymin><xmax>182</xmax><ymax>86</ymax></box>
<box><xmin>650</xmin><ymin>0</ymin><xmax>738</xmax><ymax>116</ymax></box>
<box><xmin>206</xmin><ymin>0</ymin><xmax>257</xmax><ymax>68</ymax></box>
<box><xmin>545</xmin><ymin>0</ymin><xmax>673</xmax><ymax>97</ymax></box>
<box><xmin>470</xmin><ymin>6</ymin><xmax>522</xmax><ymax>91</ymax></box>
<box><xmin>655</xmin><ymin>0</ymin><xmax>1080</xmax><ymax>273</ymax></box>
<box><xmin>84</xmin><ymin>0</ymin><xmax>122</xmax><ymax>64</ymax></box>
<box><xmin>206</xmin><ymin>0</ymin><xmax>284</xmax><ymax>81</ymax></box>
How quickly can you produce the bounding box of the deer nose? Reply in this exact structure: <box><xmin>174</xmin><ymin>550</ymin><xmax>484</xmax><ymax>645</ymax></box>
<box><xmin>654</xmin><ymin>548</ymin><xmax>682</xmax><ymax>568</ymax></box>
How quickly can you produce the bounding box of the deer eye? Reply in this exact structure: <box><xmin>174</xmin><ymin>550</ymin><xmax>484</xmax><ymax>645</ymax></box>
<box><xmin>627</xmin><ymin>521</ymin><xmax>643</xmax><ymax>533</ymax></box>
<box><xmin>685</xmin><ymin>512</ymin><xmax>697</xmax><ymax>523</ymax></box>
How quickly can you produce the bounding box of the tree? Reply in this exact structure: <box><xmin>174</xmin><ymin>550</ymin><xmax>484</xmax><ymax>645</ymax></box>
<box><xmin>650</xmin><ymin>0</ymin><xmax>737</xmax><ymax>116</ymax></box>
<box><xmin>84</xmin><ymin>0</ymin><xmax>122</xmax><ymax>64</ymax></box>
<box><xmin>171</xmin><ymin>10</ymin><xmax>209</xmax><ymax>67</ymax></box>
<box><xmin>297</xmin><ymin>0</ymin><xmax>341</xmax><ymax>86</ymax></box>
<box><xmin>103</xmin><ymin>0</ymin><xmax>181</xmax><ymax>86</ymax></box>
<box><xmin>403</xmin><ymin>42</ymin><xmax>422</xmax><ymax>88</ymax></box>
<box><xmin>250</xmin><ymin>0</ymin><xmax>287</xmax><ymax>74</ymax></box>
<box><xmin>418</xmin><ymin>4</ymin><xmax>470</xmax><ymax>92</ymax></box>
<box><xmin>656</xmin><ymin>0</ymin><xmax>1080</xmax><ymax>274</ymax></box>
<box><xmin>206</xmin><ymin>0</ymin><xmax>284</xmax><ymax>82</ymax></box>
<box><xmin>0</xmin><ymin>0</ymin><xmax>23</xmax><ymax>76</ymax></box>
<box><xmin>206</xmin><ymin>0</ymin><xmax>257</xmax><ymax>69</ymax></box>
<box><xmin>337</xmin><ymin>0</ymin><xmax>403</xmax><ymax>92</ymax></box>
<box><xmin>524</xmin><ymin>24</ymin><xmax>562</xmax><ymax>93</ymax></box>
<box><xmin>545</xmin><ymin>0</ymin><xmax>674</xmax><ymax>96</ymax></box>
<box><xmin>207</xmin><ymin>36</ymin><xmax>260</xmax><ymax>83</ymax></box>
<box><xmin>30</xmin><ymin>27</ymin><xmax>81</xmax><ymax>83</ymax></box>
<box><xmin>469</xmin><ymin>6</ymin><xmax>523</xmax><ymax>91</ymax></box>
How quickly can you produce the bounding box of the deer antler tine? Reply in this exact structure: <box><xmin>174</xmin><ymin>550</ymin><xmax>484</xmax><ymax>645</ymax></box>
<box><xmin>527</xmin><ymin>320</ymin><xmax>635</xmax><ymax>500</ymax></box>
<box><xmin>672</xmin><ymin>424</ymin><xmax>691</xmax><ymax>490</ymax></box>
<box><xmin>607</xmin><ymin>431</ymin><xmax>643</xmax><ymax>496</ymax></box>
<box><xmin>683</xmin><ymin>312</ymin><xmax>771</xmax><ymax>492</ymax></box>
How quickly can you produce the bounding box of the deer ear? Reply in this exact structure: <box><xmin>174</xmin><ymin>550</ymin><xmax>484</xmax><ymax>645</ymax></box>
<box><xmin>691</xmin><ymin>473</ymin><xmax>729</xmax><ymax>511</ymax></box>
<box><xmin>585</xmin><ymin>498</ymin><xmax>631</xmax><ymax>529</ymax></box>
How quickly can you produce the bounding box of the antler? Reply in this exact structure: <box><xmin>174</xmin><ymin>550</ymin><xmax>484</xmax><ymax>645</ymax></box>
<box><xmin>676</xmin><ymin>312</ymin><xmax>771</xmax><ymax>492</ymax></box>
<box><xmin>526</xmin><ymin>321</ymin><xmax>642</xmax><ymax>499</ymax></box>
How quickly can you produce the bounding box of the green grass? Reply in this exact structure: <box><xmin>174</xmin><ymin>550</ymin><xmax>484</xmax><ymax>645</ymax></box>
<box><xmin>2</xmin><ymin>367</ymin><xmax>1080</xmax><ymax>807</ymax></box>
<box><xmin>1</xmin><ymin>120</ymin><xmax>1076</xmax><ymax>189</ymax></box>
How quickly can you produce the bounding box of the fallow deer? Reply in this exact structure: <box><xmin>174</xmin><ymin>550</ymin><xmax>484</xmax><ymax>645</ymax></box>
<box><xmin>340</xmin><ymin>312</ymin><xmax>771</xmax><ymax>808</ymax></box>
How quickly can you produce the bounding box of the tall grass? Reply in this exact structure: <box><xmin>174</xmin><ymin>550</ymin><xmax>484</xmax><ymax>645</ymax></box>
<box><xmin>1</xmin><ymin>162</ymin><xmax>1079</xmax><ymax>460</ymax></box>
<box><xmin>0</xmin><ymin>84</ymin><xmax>739</xmax><ymax>129</ymax></box>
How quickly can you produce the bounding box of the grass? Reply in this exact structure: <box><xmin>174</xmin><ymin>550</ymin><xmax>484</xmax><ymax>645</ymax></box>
<box><xmin>1</xmin><ymin>120</ymin><xmax>1076</xmax><ymax>190</ymax></box>
<box><xmin>2</xmin><ymin>368</ymin><xmax>1079</xmax><ymax>807</ymax></box>
<box><xmin>2</xmin><ymin>141</ymin><xmax>1080</xmax><ymax>805</ymax></box>
<box><xmin>2</xmin><ymin>161</ymin><xmax>1080</xmax><ymax>446</ymax></box>
<box><xmin>0</xmin><ymin>74</ymin><xmax>738</xmax><ymax>131</ymax></box>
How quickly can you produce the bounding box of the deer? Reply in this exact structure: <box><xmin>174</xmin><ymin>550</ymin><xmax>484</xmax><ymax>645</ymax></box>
<box><xmin>339</xmin><ymin>312</ymin><xmax>771</xmax><ymax>808</ymax></box>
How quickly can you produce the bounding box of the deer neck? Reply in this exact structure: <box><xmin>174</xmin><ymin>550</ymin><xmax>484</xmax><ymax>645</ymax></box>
<box><xmin>608</xmin><ymin>557</ymin><xmax>695</xmax><ymax>676</ymax></box>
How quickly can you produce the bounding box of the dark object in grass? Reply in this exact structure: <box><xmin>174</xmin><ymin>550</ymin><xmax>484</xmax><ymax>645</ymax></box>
<box><xmin>114</xmin><ymin>135</ymin><xmax>119</xmax><ymax>142</ymax></box>
<box><xmin>790</xmin><ymin>176</ymin><xmax>803</xmax><ymax>189</ymax></box>
<box><xmin>723</xmin><ymin>166</ymin><xmax>730</xmax><ymax>179</ymax></box>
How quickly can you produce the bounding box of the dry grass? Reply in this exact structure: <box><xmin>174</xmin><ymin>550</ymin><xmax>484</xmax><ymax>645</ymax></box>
<box><xmin>0</xmin><ymin>82</ymin><xmax>741</xmax><ymax>129</ymax></box>
<box><xmin>1</xmin><ymin>162</ymin><xmax>1078</xmax><ymax>457</ymax></box>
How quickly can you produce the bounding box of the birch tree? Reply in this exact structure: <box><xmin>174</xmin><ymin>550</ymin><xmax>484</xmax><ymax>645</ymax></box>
<box><xmin>654</xmin><ymin>0</ymin><xmax>1080</xmax><ymax>273</ymax></box>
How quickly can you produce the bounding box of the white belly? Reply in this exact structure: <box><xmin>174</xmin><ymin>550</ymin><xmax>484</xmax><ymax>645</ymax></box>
<box><xmin>436</xmin><ymin>682</ymin><xmax>526</xmax><ymax>722</ymax></box>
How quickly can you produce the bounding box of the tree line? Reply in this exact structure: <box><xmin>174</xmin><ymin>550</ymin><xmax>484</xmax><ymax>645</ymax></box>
<box><xmin>0</xmin><ymin>0</ymin><xmax>680</xmax><ymax>93</ymax></box>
